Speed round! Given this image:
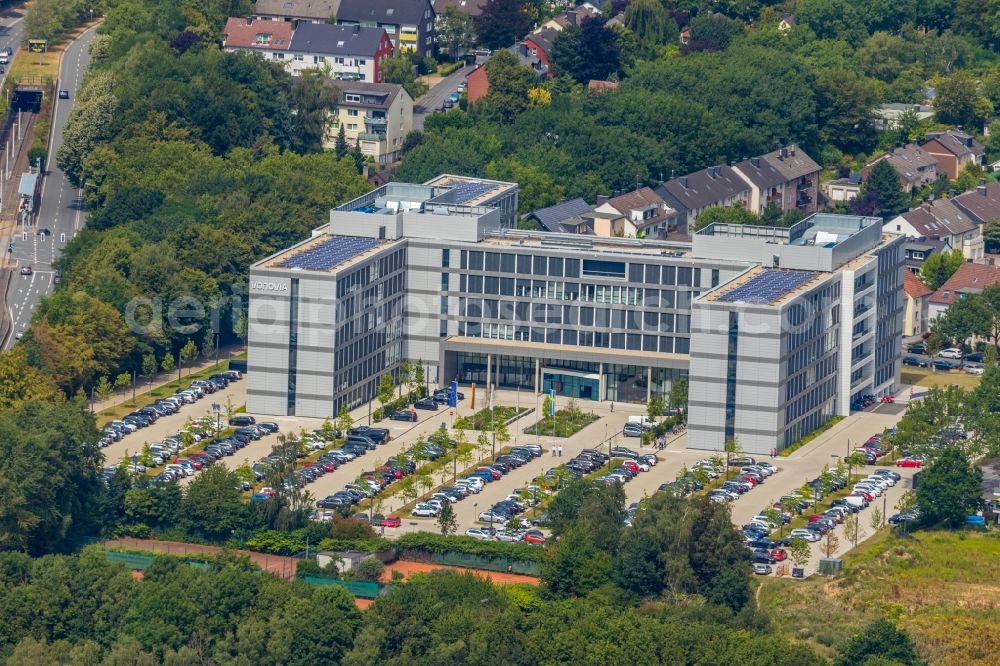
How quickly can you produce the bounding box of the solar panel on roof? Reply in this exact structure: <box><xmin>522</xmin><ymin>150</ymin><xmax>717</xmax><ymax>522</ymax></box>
<box><xmin>276</xmin><ymin>236</ymin><xmax>380</xmax><ymax>271</ymax></box>
<box><xmin>716</xmin><ymin>270</ymin><xmax>816</xmax><ymax>304</ymax></box>
<box><xmin>450</xmin><ymin>181</ymin><xmax>495</xmax><ymax>204</ymax></box>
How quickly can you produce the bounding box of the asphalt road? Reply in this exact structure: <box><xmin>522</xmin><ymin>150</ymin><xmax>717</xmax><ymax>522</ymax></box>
<box><xmin>6</xmin><ymin>24</ymin><xmax>97</xmax><ymax>347</ymax></box>
<box><xmin>413</xmin><ymin>64</ymin><xmax>475</xmax><ymax>130</ymax></box>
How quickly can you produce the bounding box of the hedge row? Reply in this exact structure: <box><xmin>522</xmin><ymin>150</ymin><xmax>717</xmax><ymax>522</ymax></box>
<box><xmin>396</xmin><ymin>532</ymin><xmax>545</xmax><ymax>563</ymax></box>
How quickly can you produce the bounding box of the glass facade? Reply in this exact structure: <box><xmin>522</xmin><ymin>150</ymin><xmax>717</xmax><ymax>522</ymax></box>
<box><xmin>605</xmin><ymin>364</ymin><xmax>647</xmax><ymax>403</ymax></box>
<box><xmin>286</xmin><ymin>278</ymin><xmax>299</xmax><ymax>416</ymax></box>
<box><xmin>543</xmin><ymin>372</ymin><xmax>598</xmax><ymax>400</ymax></box>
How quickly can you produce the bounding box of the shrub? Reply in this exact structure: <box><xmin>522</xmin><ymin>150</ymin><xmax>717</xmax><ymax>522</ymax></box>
<box><xmin>397</xmin><ymin>532</ymin><xmax>545</xmax><ymax>563</ymax></box>
<box><xmin>351</xmin><ymin>557</ymin><xmax>385</xmax><ymax>582</ymax></box>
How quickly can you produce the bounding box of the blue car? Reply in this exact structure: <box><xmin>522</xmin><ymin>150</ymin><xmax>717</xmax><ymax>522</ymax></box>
<box><xmin>448</xmin><ymin>91</ymin><xmax>460</xmax><ymax>103</ymax></box>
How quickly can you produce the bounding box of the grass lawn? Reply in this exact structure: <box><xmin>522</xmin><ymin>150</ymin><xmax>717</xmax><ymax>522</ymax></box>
<box><xmin>758</xmin><ymin>529</ymin><xmax>1000</xmax><ymax>664</ymax></box>
<box><xmin>902</xmin><ymin>368</ymin><xmax>980</xmax><ymax>390</ymax></box>
<box><xmin>454</xmin><ymin>406</ymin><xmax>527</xmax><ymax>431</ymax></box>
<box><xmin>523</xmin><ymin>408</ymin><xmax>599</xmax><ymax>438</ymax></box>
<box><xmin>96</xmin><ymin>361</ymin><xmax>234</xmax><ymax>427</ymax></box>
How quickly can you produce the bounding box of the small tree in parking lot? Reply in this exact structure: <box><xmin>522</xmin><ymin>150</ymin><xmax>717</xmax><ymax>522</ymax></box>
<box><xmin>161</xmin><ymin>352</ymin><xmax>176</xmax><ymax>377</ymax></box>
<box><xmin>378</xmin><ymin>373</ymin><xmax>395</xmax><ymax>406</ymax></box>
<box><xmin>476</xmin><ymin>431</ymin><xmax>490</xmax><ymax>461</ymax></box>
<box><xmin>788</xmin><ymin>537</ymin><xmax>811</xmax><ymax>569</ymax></box>
<box><xmin>724</xmin><ymin>438</ymin><xmax>742</xmax><ymax>479</ymax></box>
<box><xmin>843</xmin><ymin>512</ymin><xmax>864</xmax><ymax>549</ymax></box>
<box><xmin>820</xmin><ymin>531</ymin><xmax>840</xmax><ymax>559</ymax></box>
<box><xmin>493</xmin><ymin>420</ymin><xmax>510</xmax><ymax>454</ymax></box>
<box><xmin>647</xmin><ymin>393</ymin><xmax>665</xmax><ymax>424</ymax></box>
<box><xmin>337</xmin><ymin>404</ymin><xmax>352</xmax><ymax>435</ymax></box>
<box><xmin>141</xmin><ymin>353</ymin><xmax>158</xmax><ymax>386</ymax></box>
<box><xmin>180</xmin><ymin>339</ymin><xmax>199</xmax><ymax>376</ymax></box>
<box><xmin>397</xmin><ymin>359</ymin><xmax>413</xmax><ymax>399</ymax></box>
<box><xmin>437</xmin><ymin>503</ymin><xmax>457</xmax><ymax>535</ymax></box>
<box><xmin>319</xmin><ymin>418</ymin><xmax>337</xmax><ymax>441</ymax></box>
<box><xmin>138</xmin><ymin>442</ymin><xmax>155</xmax><ymax>468</ymax></box>
<box><xmin>870</xmin><ymin>506</ymin><xmax>884</xmax><ymax>531</ymax></box>
<box><xmin>413</xmin><ymin>360</ymin><xmax>425</xmax><ymax>395</ymax></box>
<box><xmin>114</xmin><ymin>372</ymin><xmax>132</xmax><ymax>402</ymax></box>
<box><xmin>399</xmin><ymin>477</ymin><xmax>418</xmax><ymax>505</ymax></box>
<box><xmin>761</xmin><ymin>507</ymin><xmax>782</xmax><ymax>536</ymax></box>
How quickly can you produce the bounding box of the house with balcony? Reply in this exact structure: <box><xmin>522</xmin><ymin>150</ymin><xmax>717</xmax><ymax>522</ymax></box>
<box><xmin>928</xmin><ymin>262</ymin><xmax>1000</xmax><ymax>321</ymax></box>
<box><xmin>326</xmin><ymin>81</ymin><xmax>413</xmax><ymax>164</ymax></box>
<box><xmin>903</xmin><ymin>270</ymin><xmax>933</xmax><ymax>337</ymax></box>
<box><xmin>887</xmin><ymin>199</ymin><xmax>983</xmax><ymax>261</ymax></box>
<box><xmin>904</xmin><ymin>237</ymin><xmax>950</xmax><ymax>275</ymax></box>
<box><xmin>921</xmin><ymin>130</ymin><xmax>984</xmax><ymax>180</ymax></box>
<box><xmin>759</xmin><ymin>145</ymin><xmax>821</xmax><ymax>213</ymax></box>
<box><xmin>287</xmin><ymin>23</ymin><xmax>394</xmax><ymax>82</ymax></box>
<box><xmin>862</xmin><ymin>144</ymin><xmax>942</xmax><ymax>193</ymax></box>
<box><xmin>656</xmin><ymin>166</ymin><xmax>751</xmax><ymax>235</ymax></box>
<box><xmin>733</xmin><ymin>155</ymin><xmax>789</xmax><ymax>215</ymax></box>
<box><xmin>222</xmin><ymin>17</ymin><xmax>294</xmax><ymax>60</ymax></box>
<box><xmin>335</xmin><ymin>0</ymin><xmax>436</xmax><ymax>57</ymax></box>
<box><xmin>588</xmin><ymin>187</ymin><xmax>679</xmax><ymax>239</ymax></box>
<box><xmin>518</xmin><ymin>27</ymin><xmax>558</xmax><ymax>78</ymax></box>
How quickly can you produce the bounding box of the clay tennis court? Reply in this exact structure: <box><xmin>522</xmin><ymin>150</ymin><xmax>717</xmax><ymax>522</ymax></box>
<box><xmin>104</xmin><ymin>537</ymin><xmax>297</xmax><ymax>579</ymax></box>
<box><xmin>380</xmin><ymin>560</ymin><xmax>541</xmax><ymax>585</ymax></box>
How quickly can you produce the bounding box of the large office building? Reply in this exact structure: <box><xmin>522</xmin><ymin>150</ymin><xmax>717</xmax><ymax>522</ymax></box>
<box><xmin>247</xmin><ymin>175</ymin><xmax>904</xmax><ymax>454</ymax></box>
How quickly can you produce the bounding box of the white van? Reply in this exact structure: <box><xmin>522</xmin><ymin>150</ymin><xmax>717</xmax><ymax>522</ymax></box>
<box><xmin>844</xmin><ymin>495</ymin><xmax>867</xmax><ymax>508</ymax></box>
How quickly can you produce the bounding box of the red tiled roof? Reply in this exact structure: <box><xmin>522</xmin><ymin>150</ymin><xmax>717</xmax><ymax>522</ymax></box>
<box><xmin>930</xmin><ymin>262</ymin><xmax>1000</xmax><ymax>305</ymax></box>
<box><xmin>903</xmin><ymin>270</ymin><xmax>932</xmax><ymax>299</ymax></box>
<box><xmin>224</xmin><ymin>17</ymin><xmax>293</xmax><ymax>50</ymax></box>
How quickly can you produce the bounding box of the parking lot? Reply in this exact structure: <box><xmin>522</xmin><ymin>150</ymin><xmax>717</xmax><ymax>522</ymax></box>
<box><xmin>102</xmin><ymin>380</ymin><xmax>918</xmax><ymax>567</ymax></box>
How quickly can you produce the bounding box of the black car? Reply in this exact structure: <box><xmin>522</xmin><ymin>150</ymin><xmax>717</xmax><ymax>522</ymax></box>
<box><xmin>907</xmin><ymin>343</ymin><xmax>926</xmax><ymax>354</ymax></box>
<box><xmin>230</xmin><ymin>415</ymin><xmax>256</xmax><ymax>426</ymax></box>
<box><xmin>257</xmin><ymin>422</ymin><xmax>280</xmax><ymax>434</ymax></box>
<box><xmin>414</xmin><ymin>397</ymin><xmax>439</xmax><ymax>410</ymax></box>
<box><xmin>932</xmin><ymin>359</ymin><xmax>960</xmax><ymax>371</ymax></box>
<box><xmin>391</xmin><ymin>410</ymin><xmax>417</xmax><ymax>422</ymax></box>
<box><xmin>903</xmin><ymin>355</ymin><xmax>928</xmax><ymax>367</ymax></box>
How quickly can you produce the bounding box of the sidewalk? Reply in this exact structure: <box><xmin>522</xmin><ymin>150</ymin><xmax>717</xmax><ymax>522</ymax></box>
<box><xmin>91</xmin><ymin>344</ymin><xmax>245</xmax><ymax>413</ymax></box>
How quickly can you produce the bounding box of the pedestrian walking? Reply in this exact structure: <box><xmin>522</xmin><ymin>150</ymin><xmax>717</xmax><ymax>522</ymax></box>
<box><xmin>610</xmin><ymin>402</ymin><xmax>614</xmax><ymax>413</ymax></box>
<box><xmin>552</xmin><ymin>447</ymin><xmax>556</xmax><ymax>457</ymax></box>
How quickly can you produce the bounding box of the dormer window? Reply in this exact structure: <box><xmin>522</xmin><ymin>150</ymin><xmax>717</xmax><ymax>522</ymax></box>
<box><xmin>255</xmin><ymin>33</ymin><xmax>272</xmax><ymax>44</ymax></box>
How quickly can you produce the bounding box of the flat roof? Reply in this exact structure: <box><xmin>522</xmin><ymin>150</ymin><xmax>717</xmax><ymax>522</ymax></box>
<box><xmin>423</xmin><ymin>174</ymin><xmax>515</xmax><ymax>206</ymax></box>
<box><xmin>704</xmin><ymin>267</ymin><xmax>822</xmax><ymax>305</ymax></box>
<box><xmin>483</xmin><ymin>232</ymin><xmax>692</xmax><ymax>258</ymax></box>
<box><xmin>266</xmin><ymin>235</ymin><xmax>388</xmax><ymax>272</ymax></box>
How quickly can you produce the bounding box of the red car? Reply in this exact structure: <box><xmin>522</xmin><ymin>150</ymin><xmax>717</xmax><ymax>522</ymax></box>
<box><xmin>382</xmin><ymin>514</ymin><xmax>401</xmax><ymax>528</ymax></box>
<box><xmin>181</xmin><ymin>458</ymin><xmax>203</xmax><ymax>470</ymax></box>
<box><xmin>853</xmin><ymin>491</ymin><xmax>874</xmax><ymax>502</ymax></box>
<box><xmin>808</xmin><ymin>514</ymin><xmax>822</xmax><ymax>523</ymax></box>
<box><xmin>476</xmin><ymin>467</ymin><xmax>501</xmax><ymax>480</ymax></box>
<box><xmin>896</xmin><ymin>458</ymin><xmax>922</xmax><ymax>468</ymax></box>
<box><xmin>622</xmin><ymin>461</ymin><xmax>640</xmax><ymax>474</ymax></box>
<box><xmin>522</xmin><ymin>530</ymin><xmax>546</xmax><ymax>544</ymax></box>
<box><xmin>738</xmin><ymin>475</ymin><xmax>758</xmax><ymax>486</ymax></box>
<box><xmin>769</xmin><ymin>548</ymin><xmax>787</xmax><ymax>562</ymax></box>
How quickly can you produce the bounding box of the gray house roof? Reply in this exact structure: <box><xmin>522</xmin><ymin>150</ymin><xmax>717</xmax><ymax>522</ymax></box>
<box><xmin>761</xmin><ymin>145</ymin><xmax>821</xmax><ymax>181</ymax></box>
<box><xmin>336</xmin><ymin>0</ymin><xmax>433</xmax><ymax>26</ymax></box>
<box><xmin>734</xmin><ymin>156</ymin><xmax>786</xmax><ymax>190</ymax></box>
<box><xmin>527</xmin><ymin>197</ymin><xmax>594</xmax><ymax>233</ymax></box>
<box><xmin>289</xmin><ymin>22</ymin><xmax>386</xmax><ymax>56</ymax></box>
<box><xmin>655</xmin><ymin>165</ymin><xmax>750</xmax><ymax>214</ymax></box>
<box><xmin>332</xmin><ymin>80</ymin><xmax>406</xmax><ymax>109</ymax></box>
<box><xmin>255</xmin><ymin>0</ymin><xmax>341</xmax><ymax>20</ymax></box>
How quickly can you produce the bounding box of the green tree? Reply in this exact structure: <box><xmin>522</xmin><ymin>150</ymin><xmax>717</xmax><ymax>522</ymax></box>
<box><xmin>336</xmin><ymin>404</ymin><xmax>352</xmax><ymax>435</ymax></box>
<box><xmin>114</xmin><ymin>371</ymin><xmax>131</xmax><ymax>396</ymax></box>
<box><xmin>624</xmin><ymin>0</ymin><xmax>676</xmax><ymax>48</ymax></box>
<box><xmin>377</xmin><ymin>373</ymin><xmax>395</xmax><ymax>407</ymax></box>
<box><xmin>863</xmin><ymin>159</ymin><xmax>909</xmax><ymax>218</ymax></box>
<box><xmin>289</xmin><ymin>70</ymin><xmax>340</xmax><ymax>154</ymax></box>
<box><xmin>437</xmin><ymin>5</ymin><xmax>474</xmax><ymax>59</ymax></box>
<box><xmin>916</xmin><ymin>446</ymin><xmax>983</xmax><ymax>528</ymax></box>
<box><xmin>436</xmin><ymin>503</ymin><xmax>458</xmax><ymax>535</ymax></box>
<box><xmin>724</xmin><ymin>437</ymin><xmax>742</xmax><ymax>479</ymax></box>
<box><xmin>475</xmin><ymin>0</ymin><xmax>532</xmax><ymax>50</ymax></box>
<box><xmin>179</xmin><ymin>339</ymin><xmax>199</xmax><ymax>376</ymax></box>
<box><xmin>668</xmin><ymin>378</ymin><xmax>688</xmax><ymax>417</ymax></box>
<box><xmin>694</xmin><ymin>204</ymin><xmax>758</xmax><ymax>231</ymax></box>
<box><xmin>983</xmin><ymin>219</ymin><xmax>1000</xmax><ymax>254</ymax></box>
<box><xmin>541</xmin><ymin>526</ymin><xmax>613</xmax><ymax>597</ymax></box>
<box><xmin>55</xmin><ymin>71</ymin><xmax>117</xmax><ymax>185</ymax></box>
<box><xmin>397</xmin><ymin>359</ymin><xmax>413</xmax><ymax>399</ymax></box>
<box><xmin>476</xmin><ymin>430</ymin><xmax>490</xmax><ymax>460</ymax></box>
<box><xmin>647</xmin><ymin>393</ymin><xmax>665</xmax><ymax>424</ymax></box>
<box><xmin>381</xmin><ymin>55</ymin><xmax>427</xmax><ymax>99</ymax></box>
<box><xmin>141</xmin><ymin>352</ymin><xmax>158</xmax><ymax>386</ymax></box>
<box><xmin>688</xmin><ymin>12</ymin><xmax>744</xmax><ymax>50</ymax></box>
<box><xmin>161</xmin><ymin>352</ymin><xmax>176</xmax><ymax>375</ymax></box>
<box><xmin>787</xmin><ymin>537</ymin><xmax>811</xmax><ymax>569</ymax></box>
<box><xmin>94</xmin><ymin>375</ymin><xmax>113</xmax><ymax>403</ymax></box>
<box><xmin>919</xmin><ymin>248</ymin><xmax>964</xmax><ymax>290</ymax></box>
<box><xmin>934</xmin><ymin>70</ymin><xmax>994</xmax><ymax>129</ymax></box>
<box><xmin>550</xmin><ymin>18</ymin><xmax>622</xmax><ymax>84</ymax></box>
<box><xmin>478</xmin><ymin>49</ymin><xmax>537</xmax><ymax>123</ymax></box>
<box><xmin>835</xmin><ymin>618</ymin><xmax>926</xmax><ymax>666</ymax></box>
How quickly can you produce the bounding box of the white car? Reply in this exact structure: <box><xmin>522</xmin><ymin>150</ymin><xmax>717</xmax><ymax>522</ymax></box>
<box><xmin>465</xmin><ymin>528</ymin><xmax>494</xmax><ymax>540</ymax></box>
<box><xmin>965</xmin><ymin>365</ymin><xmax>984</xmax><ymax>375</ymax></box>
<box><xmin>789</xmin><ymin>529</ymin><xmax>821</xmax><ymax>542</ymax></box>
<box><xmin>479</xmin><ymin>511</ymin><xmax>508</xmax><ymax>524</ymax></box>
<box><xmin>496</xmin><ymin>530</ymin><xmax>524</xmax><ymax>543</ymax></box>
<box><xmin>412</xmin><ymin>504</ymin><xmax>439</xmax><ymax>518</ymax></box>
<box><xmin>938</xmin><ymin>348</ymin><xmax>964</xmax><ymax>359</ymax></box>
<box><xmin>624</xmin><ymin>458</ymin><xmax>650</xmax><ymax>472</ymax></box>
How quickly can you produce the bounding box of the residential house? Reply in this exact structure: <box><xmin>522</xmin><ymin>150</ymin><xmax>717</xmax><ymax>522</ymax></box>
<box><xmin>525</xmin><ymin>197</ymin><xmax>594</xmax><ymax>234</ymax></box>
<box><xmin>733</xmin><ymin>155</ymin><xmax>789</xmax><ymax>214</ymax></box>
<box><xmin>466</xmin><ymin>47</ymin><xmax>548</xmax><ymax>103</ymax></box>
<box><xmin>887</xmin><ymin>199</ymin><xmax>983</xmax><ymax>260</ymax></box>
<box><xmin>326</xmin><ymin>81</ymin><xmax>413</xmax><ymax>164</ymax></box>
<box><xmin>335</xmin><ymin>0</ymin><xmax>436</xmax><ymax>57</ymax></box>
<box><xmin>253</xmin><ymin>0</ymin><xmax>340</xmax><ymax>23</ymax></box>
<box><xmin>952</xmin><ymin>180</ymin><xmax>1000</xmax><ymax>226</ymax></box>
<box><xmin>928</xmin><ymin>262</ymin><xmax>1000</xmax><ymax>321</ymax></box>
<box><xmin>286</xmin><ymin>23</ymin><xmax>394</xmax><ymax>81</ymax></box>
<box><xmin>586</xmin><ymin>79</ymin><xmax>619</xmax><ymax>94</ymax></box>
<box><xmin>777</xmin><ymin>14</ymin><xmax>795</xmax><ymax>32</ymax></box>
<box><xmin>921</xmin><ymin>130</ymin><xmax>984</xmax><ymax>180</ymax></box>
<box><xmin>823</xmin><ymin>174</ymin><xmax>862</xmax><ymax>203</ymax></box>
<box><xmin>540</xmin><ymin>3</ymin><xmax>601</xmax><ymax>31</ymax></box>
<box><xmin>656</xmin><ymin>165</ymin><xmax>751</xmax><ymax>234</ymax></box>
<box><xmin>432</xmin><ymin>0</ymin><xmax>483</xmax><ymax>17</ymax></box>
<box><xmin>589</xmin><ymin>187</ymin><xmax>679</xmax><ymax>239</ymax></box>
<box><xmin>873</xmin><ymin>103</ymin><xmax>934</xmax><ymax>131</ymax></box>
<box><xmin>760</xmin><ymin>145</ymin><xmax>821</xmax><ymax>213</ymax></box>
<box><xmin>904</xmin><ymin>237</ymin><xmax>951</xmax><ymax>275</ymax></box>
<box><xmin>862</xmin><ymin>144</ymin><xmax>941</xmax><ymax>193</ymax></box>
<box><xmin>222</xmin><ymin>17</ymin><xmax>294</xmax><ymax>60</ymax></box>
<box><xmin>519</xmin><ymin>27</ymin><xmax>558</xmax><ymax>77</ymax></box>
<box><xmin>902</xmin><ymin>270</ymin><xmax>933</xmax><ymax>337</ymax></box>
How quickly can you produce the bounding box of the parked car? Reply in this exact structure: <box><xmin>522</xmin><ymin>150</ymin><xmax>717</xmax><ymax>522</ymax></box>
<box><xmin>465</xmin><ymin>527</ymin><xmax>494</xmax><ymax>540</ymax></box>
<box><xmin>382</xmin><ymin>514</ymin><xmax>401</xmax><ymax>528</ymax></box>
<box><xmin>896</xmin><ymin>457</ymin><xmax>923</xmax><ymax>468</ymax></box>
<box><xmin>788</xmin><ymin>528</ymin><xmax>821</xmax><ymax>542</ymax></box>
<box><xmin>903</xmin><ymin>355</ymin><xmax>929</xmax><ymax>367</ymax></box>
<box><xmin>391</xmin><ymin>410</ymin><xmax>417</xmax><ymax>422</ymax></box>
<box><xmin>414</xmin><ymin>397</ymin><xmax>438</xmax><ymax>410</ymax></box>
<box><xmin>938</xmin><ymin>348</ymin><xmax>964</xmax><ymax>359</ymax></box>
<box><xmin>753</xmin><ymin>563</ymin><xmax>773</xmax><ymax>575</ymax></box>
